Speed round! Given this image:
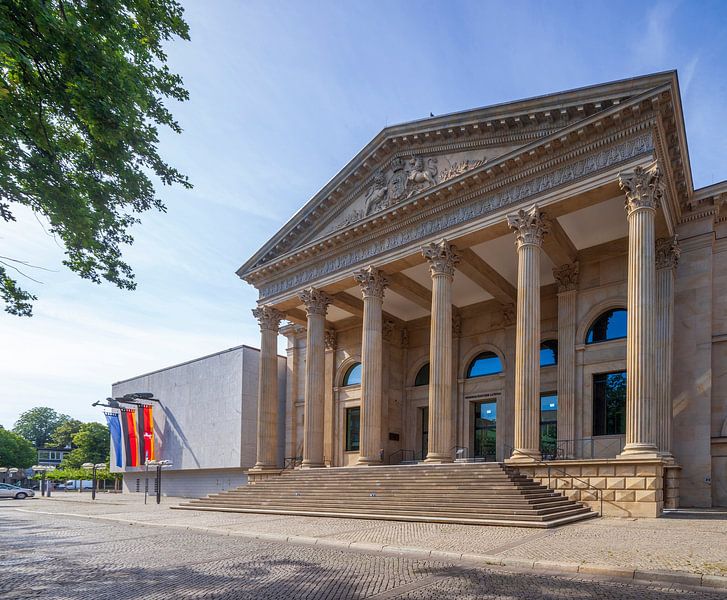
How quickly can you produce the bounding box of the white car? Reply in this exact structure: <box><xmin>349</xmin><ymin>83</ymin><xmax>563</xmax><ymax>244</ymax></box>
<box><xmin>0</xmin><ymin>483</ymin><xmax>35</xmax><ymax>499</ymax></box>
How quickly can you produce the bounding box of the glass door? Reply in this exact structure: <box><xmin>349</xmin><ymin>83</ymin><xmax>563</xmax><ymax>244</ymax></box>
<box><xmin>474</xmin><ymin>401</ymin><xmax>496</xmax><ymax>461</ymax></box>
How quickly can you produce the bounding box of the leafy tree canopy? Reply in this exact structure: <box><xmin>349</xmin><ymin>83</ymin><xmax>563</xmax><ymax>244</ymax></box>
<box><xmin>0</xmin><ymin>426</ymin><xmax>37</xmax><ymax>468</ymax></box>
<box><xmin>13</xmin><ymin>406</ymin><xmax>70</xmax><ymax>447</ymax></box>
<box><xmin>0</xmin><ymin>0</ymin><xmax>191</xmax><ymax>315</ymax></box>
<box><xmin>61</xmin><ymin>421</ymin><xmax>109</xmax><ymax>468</ymax></box>
<box><xmin>48</xmin><ymin>418</ymin><xmax>82</xmax><ymax>448</ymax></box>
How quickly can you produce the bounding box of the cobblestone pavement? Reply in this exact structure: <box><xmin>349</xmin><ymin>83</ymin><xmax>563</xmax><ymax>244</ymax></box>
<box><xmin>2</xmin><ymin>508</ymin><xmax>726</xmax><ymax>599</ymax></box>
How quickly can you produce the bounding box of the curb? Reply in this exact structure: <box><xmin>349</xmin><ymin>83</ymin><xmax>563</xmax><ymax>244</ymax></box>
<box><xmin>10</xmin><ymin>507</ymin><xmax>727</xmax><ymax>591</ymax></box>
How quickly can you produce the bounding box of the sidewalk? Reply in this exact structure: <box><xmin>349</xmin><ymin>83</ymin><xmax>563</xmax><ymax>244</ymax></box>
<box><xmin>7</xmin><ymin>494</ymin><xmax>727</xmax><ymax>589</ymax></box>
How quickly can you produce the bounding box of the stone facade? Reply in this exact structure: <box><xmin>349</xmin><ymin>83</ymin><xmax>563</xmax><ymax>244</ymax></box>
<box><xmin>239</xmin><ymin>72</ymin><xmax>727</xmax><ymax>515</ymax></box>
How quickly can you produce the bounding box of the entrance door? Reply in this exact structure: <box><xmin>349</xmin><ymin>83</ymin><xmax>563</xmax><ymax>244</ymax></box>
<box><xmin>420</xmin><ymin>407</ymin><xmax>428</xmax><ymax>461</ymax></box>
<box><xmin>473</xmin><ymin>401</ymin><xmax>496</xmax><ymax>461</ymax></box>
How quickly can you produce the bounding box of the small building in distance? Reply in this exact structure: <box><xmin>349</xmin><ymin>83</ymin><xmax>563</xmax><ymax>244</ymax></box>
<box><xmin>36</xmin><ymin>446</ymin><xmax>70</xmax><ymax>468</ymax></box>
<box><xmin>111</xmin><ymin>345</ymin><xmax>286</xmax><ymax>498</ymax></box>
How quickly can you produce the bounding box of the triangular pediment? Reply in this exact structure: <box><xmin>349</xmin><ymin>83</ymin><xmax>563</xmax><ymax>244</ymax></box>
<box><xmin>239</xmin><ymin>72</ymin><xmax>689</xmax><ymax>280</ymax></box>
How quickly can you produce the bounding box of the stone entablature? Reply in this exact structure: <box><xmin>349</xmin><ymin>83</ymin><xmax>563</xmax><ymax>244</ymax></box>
<box><xmin>255</xmin><ymin>126</ymin><xmax>655</xmax><ymax>302</ymax></box>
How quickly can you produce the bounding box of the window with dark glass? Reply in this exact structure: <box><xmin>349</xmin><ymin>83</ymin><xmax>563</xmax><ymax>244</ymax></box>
<box><xmin>420</xmin><ymin>406</ymin><xmax>428</xmax><ymax>460</ymax></box>
<box><xmin>540</xmin><ymin>340</ymin><xmax>558</xmax><ymax>367</ymax></box>
<box><xmin>540</xmin><ymin>393</ymin><xmax>558</xmax><ymax>453</ymax></box>
<box><xmin>414</xmin><ymin>363</ymin><xmax>430</xmax><ymax>387</ymax></box>
<box><xmin>592</xmin><ymin>371</ymin><xmax>627</xmax><ymax>435</ymax></box>
<box><xmin>342</xmin><ymin>362</ymin><xmax>362</xmax><ymax>386</ymax></box>
<box><xmin>466</xmin><ymin>352</ymin><xmax>503</xmax><ymax>378</ymax></box>
<box><xmin>345</xmin><ymin>407</ymin><xmax>360</xmax><ymax>451</ymax></box>
<box><xmin>586</xmin><ymin>309</ymin><xmax>627</xmax><ymax>344</ymax></box>
<box><xmin>474</xmin><ymin>401</ymin><xmax>497</xmax><ymax>459</ymax></box>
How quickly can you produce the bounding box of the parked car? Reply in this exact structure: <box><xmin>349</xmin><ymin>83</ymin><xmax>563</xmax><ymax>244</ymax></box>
<box><xmin>0</xmin><ymin>483</ymin><xmax>35</xmax><ymax>499</ymax></box>
<box><xmin>64</xmin><ymin>480</ymin><xmax>94</xmax><ymax>491</ymax></box>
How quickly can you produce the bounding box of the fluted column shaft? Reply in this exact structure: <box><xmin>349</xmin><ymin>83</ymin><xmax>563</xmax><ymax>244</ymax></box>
<box><xmin>422</xmin><ymin>240</ymin><xmax>460</xmax><ymax>463</ymax></box>
<box><xmin>507</xmin><ymin>206</ymin><xmax>548</xmax><ymax>462</ymax></box>
<box><xmin>655</xmin><ymin>236</ymin><xmax>679</xmax><ymax>457</ymax></box>
<box><xmin>619</xmin><ymin>166</ymin><xmax>661</xmax><ymax>457</ymax></box>
<box><xmin>354</xmin><ymin>267</ymin><xmax>388</xmax><ymax>465</ymax></box>
<box><xmin>554</xmin><ymin>263</ymin><xmax>579</xmax><ymax>458</ymax></box>
<box><xmin>299</xmin><ymin>288</ymin><xmax>332</xmax><ymax>468</ymax></box>
<box><xmin>252</xmin><ymin>306</ymin><xmax>284</xmax><ymax>470</ymax></box>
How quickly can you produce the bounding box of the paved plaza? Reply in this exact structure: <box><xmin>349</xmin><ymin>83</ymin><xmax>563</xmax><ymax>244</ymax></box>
<box><xmin>2</xmin><ymin>495</ymin><xmax>727</xmax><ymax>598</ymax></box>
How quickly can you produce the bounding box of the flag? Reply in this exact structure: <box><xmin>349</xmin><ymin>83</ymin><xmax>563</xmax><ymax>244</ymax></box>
<box><xmin>137</xmin><ymin>404</ymin><xmax>155</xmax><ymax>463</ymax></box>
<box><xmin>123</xmin><ymin>409</ymin><xmax>139</xmax><ymax>467</ymax></box>
<box><xmin>104</xmin><ymin>411</ymin><xmax>124</xmax><ymax>468</ymax></box>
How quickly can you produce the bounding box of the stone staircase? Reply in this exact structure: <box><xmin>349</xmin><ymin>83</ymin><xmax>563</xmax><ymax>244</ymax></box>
<box><xmin>174</xmin><ymin>463</ymin><xmax>597</xmax><ymax>528</ymax></box>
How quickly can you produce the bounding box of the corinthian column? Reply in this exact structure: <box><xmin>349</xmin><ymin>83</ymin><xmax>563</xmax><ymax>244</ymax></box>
<box><xmin>354</xmin><ymin>266</ymin><xmax>388</xmax><ymax>465</ymax></box>
<box><xmin>299</xmin><ymin>287</ymin><xmax>332</xmax><ymax>468</ymax></box>
<box><xmin>422</xmin><ymin>240</ymin><xmax>460</xmax><ymax>463</ymax></box>
<box><xmin>251</xmin><ymin>305</ymin><xmax>284</xmax><ymax>471</ymax></box>
<box><xmin>618</xmin><ymin>166</ymin><xmax>661</xmax><ymax>458</ymax></box>
<box><xmin>655</xmin><ymin>236</ymin><xmax>679</xmax><ymax>459</ymax></box>
<box><xmin>507</xmin><ymin>206</ymin><xmax>548</xmax><ymax>462</ymax></box>
<box><xmin>553</xmin><ymin>262</ymin><xmax>578</xmax><ymax>458</ymax></box>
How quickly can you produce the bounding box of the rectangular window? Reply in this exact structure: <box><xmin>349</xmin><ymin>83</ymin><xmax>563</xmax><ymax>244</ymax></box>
<box><xmin>592</xmin><ymin>371</ymin><xmax>627</xmax><ymax>436</ymax></box>
<box><xmin>540</xmin><ymin>393</ymin><xmax>558</xmax><ymax>452</ymax></box>
<box><xmin>345</xmin><ymin>407</ymin><xmax>360</xmax><ymax>452</ymax></box>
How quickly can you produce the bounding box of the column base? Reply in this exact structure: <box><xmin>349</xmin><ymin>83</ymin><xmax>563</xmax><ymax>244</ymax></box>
<box><xmin>249</xmin><ymin>464</ymin><xmax>281</xmax><ymax>473</ymax></box>
<box><xmin>300</xmin><ymin>461</ymin><xmax>325</xmax><ymax>469</ymax></box>
<box><xmin>423</xmin><ymin>453</ymin><xmax>453</xmax><ymax>464</ymax></box>
<box><xmin>617</xmin><ymin>443</ymin><xmax>661</xmax><ymax>460</ymax></box>
<box><xmin>505</xmin><ymin>448</ymin><xmax>541</xmax><ymax>463</ymax></box>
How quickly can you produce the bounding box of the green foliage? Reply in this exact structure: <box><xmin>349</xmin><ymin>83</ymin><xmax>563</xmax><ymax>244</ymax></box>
<box><xmin>37</xmin><ymin>466</ymin><xmax>121</xmax><ymax>482</ymax></box>
<box><xmin>0</xmin><ymin>0</ymin><xmax>191</xmax><ymax>315</ymax></box>
<box><xmin>0</xmin><ymin>426</ymin><xmax>37</xmax><ymax>468</ymax></box>
<box><xmin>61</xmin><ymin>422</ymin><xmax>109</xmax><ymax>468</ymax></box>
<box><xmin>12</xmin><ymin>406</ymin><xmax>70</xmax><ymax>447</ymax></box>
<box><xmin>48</xmin><ymin>418</ymin><xmax>82</xmax><ymax>448</ymax></box>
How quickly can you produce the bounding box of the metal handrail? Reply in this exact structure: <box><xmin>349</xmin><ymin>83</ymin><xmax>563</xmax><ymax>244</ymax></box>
<box><xmin>549</xmin><ymin>435</ymin><xmax>626</xmax><ymax>460</ymax></box>
<box><xmin>388</xmin><ymin>449</ymin><xmax>415</xmax><ymax>465</ymax></box>
<box><xmin>450</xmin><ymin>445</ymin><xmax>469</xmax><ymax>460</ymax></box>
<box><xmin>504</xmin><ymin>444</ymin><xmax>603</xmax><ymax>516</ymax></box>
<box><xmin>284</xmin><ymin>456</ymin><xmax>302</xmax><ymax>470</ymax></box>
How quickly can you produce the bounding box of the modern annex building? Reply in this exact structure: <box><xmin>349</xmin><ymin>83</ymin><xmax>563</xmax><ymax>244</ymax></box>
<box><xmin>232</xmin><ymin>71</ymin><xmax>727</xmax><ymax>519</ymax></box>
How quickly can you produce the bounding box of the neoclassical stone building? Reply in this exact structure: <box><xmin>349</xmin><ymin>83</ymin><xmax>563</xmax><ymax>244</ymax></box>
<box><xmin>237</xmin><ymin>72</ymin><xmax>727</xmax><ymax>517</ymax></box>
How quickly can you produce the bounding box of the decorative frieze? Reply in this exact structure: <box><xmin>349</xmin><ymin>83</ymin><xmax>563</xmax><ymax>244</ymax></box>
<box><xmin>324</xmin><ymin>329</ymin><xmax>337</xmax><ymax>351</ymax></box>
<box><xmin>656</xmin><ymin>236</ymin><xmax>680</xmax><ymax>270</ymax></box>
<box><xmin>502</xmin><ymin>303</ymin><xmax>516</xmax><ymax>327</ymax></box>
<box><xmin>354</xmin><ymin>266</ymin><xmax>389</xmax><ymax>299</ymax></box>
<box><xmin>422</xmin><ymin>240</ymin><xmax>461</xmax><ymax>277</ymax></box>
<box><xmin>258</xmin><ymin>131</ymin><xmax>654</xmax><ymax>300</ymax></box>
<box><xmin>298</xmin><ymin>288</ymin><xmax>332</xmax><ymax>316</ymax></box>
<box><xmin>382</xmin><ymin>319</ymin><xmax>395</xmax><ymax>342</ymax></box>
<box><xmin>252</xmin><ymin>305</ymin><xmax>285</xmax><ymax>332</ymax></box>
<box><xmin>400</xmin><ymin>327</ymin><xmax>409</xmax><ymax>349</ymax></box>
<box><xmin>507</xmin><ymin>205</ymin><xmax>549</xmax><ymax>248</ymax></box>
<box><xmin>619</xmin><ymin>165</ymin><xmax>663</xmax><ymax>215</ymax></box>
<box><xmin>452</xmin><ymin>311</ymin><xmax>462</xmax><ymax>338</ymax></box>
<box><xmin>553</xmin><ymin>262</ymin><xmax>580</xmax><ymax>293</ymax></box>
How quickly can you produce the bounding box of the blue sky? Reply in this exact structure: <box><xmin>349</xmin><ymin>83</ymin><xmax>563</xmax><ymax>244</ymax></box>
<box><xmin>2</xmin><ymin>0</ymin><xmax>725</xmax><ymax>428</ymax></box>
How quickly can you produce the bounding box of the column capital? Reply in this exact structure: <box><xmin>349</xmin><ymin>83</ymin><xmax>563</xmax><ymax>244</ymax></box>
<box><xmin>507</xmin><ymin>205</ymin><xmax>549</xmax><ymax>248</ymax></box>
<box><xmin>354</xmin><ymin>266</ymin><xmax>389</xmax><ymax>299</ymax></box>
<box><xmin>656</xmin><ymin>236</ymin><xmax>680</xmax><ymax>270</ymax></box>
<box><xmin>324</xmin><ymin>329</ymin><xmax>337</xmax><ymax>351</ymax></box>
<box><xmin>619</xmin><ymin>165</ymin><xmax>663</xmax><ymax>215</ymax></box>
<box><xmin>553</xmin><ymin>261</ymin><xmax>579</xmax><ymax>293</ymax></box>
<box><xmin>252</xmin><ymin>305</ymin><xmax>285</xmax><ymax>332</ymax></box>
<box><xmin>422</xmin><ymin>239</ymin><xmax>460</xmax><ymax>277</ymax></box>
<box><xmin>298</xmin><ymin>287</ymin><xmax>332</xmax><ymax>316</ymax></box>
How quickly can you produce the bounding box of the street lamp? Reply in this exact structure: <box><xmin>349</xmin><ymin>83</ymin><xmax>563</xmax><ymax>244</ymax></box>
<box><xmin>146</xmin><ymin>459</ymin><xmax>172</xmax><ymax>504</ymax></box>
<box><xmin>81</xmin><ymin>463</ymin><xmax>106</xmax><ymax>500</ymax></box>
<box><xmin>32</xmin><ymin>465</ymin><xmax>50</xmax><ymax>497</ymax></box>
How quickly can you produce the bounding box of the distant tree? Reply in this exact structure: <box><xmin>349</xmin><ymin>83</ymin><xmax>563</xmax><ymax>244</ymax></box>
<box><xmin>13</xmin><ymin>406</ymin><xmax>69</xmax><ymax>447</ymax></box>
<box><xmin>0</xmin><ymin>426</ymin><xmax>37</xmax><ymax>468</ymax></box>
<box><xmin>48</xmin><ymin>418</ymin><xmax>83</xmax><ymax>448</ymax></box>
<box><xmin>61</xmin><ymin>422</ymin><xmax>109</xmax><ymax>468</ymax></box>
<box><xmin>0</xmin><ymin>0</ymin><xmax>191</xmax><ymax>316</ymax></box>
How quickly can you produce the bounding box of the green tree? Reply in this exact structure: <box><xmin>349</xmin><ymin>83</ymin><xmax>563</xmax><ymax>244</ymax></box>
<box><xmin>48</xmin><ymin>418</ymin><xmax>82</xmax><ymax>448</ymax></box>
<box><xmin>0</xmin><ymin>0</ymin><xmax>191</xmax><ymax>316</ymax></box>
<box><xmin>61</xmin><ymin>422</ymin><xmax>109</xmax><ymax>468</ymax></box>
<box><xmin>0</xmin><ymin>426</ymin><xmax>37</xmax><ymax>468</ymax></box>
<box><xmin>13</xmin><ymin>406</ymin><xmax>69</xmax><ymax>447</ymax></box>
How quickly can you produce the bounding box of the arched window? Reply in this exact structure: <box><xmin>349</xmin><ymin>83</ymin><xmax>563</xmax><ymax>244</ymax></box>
<box><xmin>586</xmin><ymin>309</ymin><xmax>627</xmax><ymax>344</ymax></box>
<box><xmin>414</xmin><ymin>363</ymin><xmax>430</xmax><ymax>386</ymax></box>
<box><xmin>540</xmin><ymin>340</ymin><xmax>558</xmax><ymax>367</ymax></box>
<box><xmin>342</xmin><ymin>362</ymin><xmax>362</xmax><ymax>386</ymax></box>
<box><xmin>466</xmin><ymin>352</ymin><xmax>503</xmax><ymax>378</ymax></box>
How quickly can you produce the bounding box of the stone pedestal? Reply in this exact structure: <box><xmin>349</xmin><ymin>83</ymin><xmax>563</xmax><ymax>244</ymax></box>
<box><xmin>250</xmin><ymin>305</ymin><xmax>284</xmax><ymax>472</ymax></box>
<box><xmin>299</xmin><ymin>288</ymin><xmax>332</xmax><ymax>468</ymax></box>
<box><xmin>422</xmin><ymin>240</ymin><xmax>460</xmax><ymax>463</ymax></box>
<box><xmin>618</xmin><ymin>166</ymin><xmax>661</xmax><ymax>459</ymax></box>
<box><xmin>507</xmin><ymin>206</ymin><xmax>548</xmax><ymax>463</ymax></box>
<box><xmin>354</xmin><ymin>267</ymin><xmax>388</xmax><ymax>465</ymax></box>
<box><xmin>554</xmin><ymin>262</ymin><xmax>579</xmax><ymax>458</ymax></box>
